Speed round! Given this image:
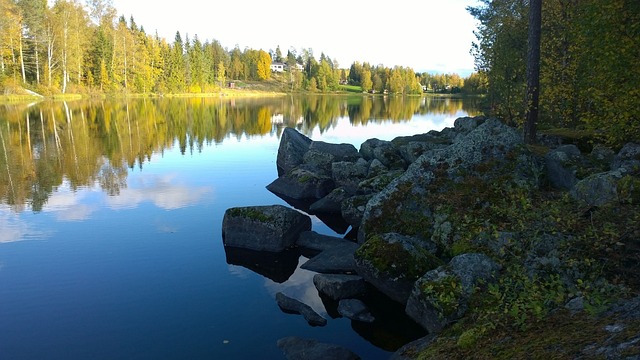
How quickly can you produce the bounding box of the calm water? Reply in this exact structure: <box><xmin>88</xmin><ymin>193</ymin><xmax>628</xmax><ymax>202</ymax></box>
<box><xmin>0</xmin><ymin>95</ymin><xmax>479</xmax><ymax>359</ymax></box>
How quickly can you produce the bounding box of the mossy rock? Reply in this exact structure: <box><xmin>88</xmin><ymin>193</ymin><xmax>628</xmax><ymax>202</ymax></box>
<box><xmin>354</xmin><ymin>233</ymin><xmax>443</xmax><ymax>304</ymax></box>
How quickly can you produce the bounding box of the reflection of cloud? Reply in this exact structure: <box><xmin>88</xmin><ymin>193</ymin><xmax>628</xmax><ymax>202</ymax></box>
<box><xmin>264</xmin><ymin>256</ymin><xmax>327</xmax><ymax>316</ymax></box>
<box><xmin>43</xmin><ymin>185</ymin><xmax>97</xmax><ymax>221</ymax></box>
<box><xmin>0</xmin><ymin>209</ymin><xmax>49</xmax><ymax>243</ymax></box>
<box><xmin>106</xmin><ymin>174</ymin><xmax>212</xmax><ymax>210</ymax></box>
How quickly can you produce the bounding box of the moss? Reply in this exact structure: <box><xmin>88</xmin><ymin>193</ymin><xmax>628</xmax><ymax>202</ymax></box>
<box><xmin>420</xmin><ymin>275</ymin><xmax>464</xmax><ymax>318</ymax></box>
<box><xmin>355</xmin><ymin>234</ymin><xmax>443</xmax><ymax>280</ymax></box>
<box><xmin>227</xmin><ymin>207</ymin><xmax>272</xmax><ymax>222</ymax></box>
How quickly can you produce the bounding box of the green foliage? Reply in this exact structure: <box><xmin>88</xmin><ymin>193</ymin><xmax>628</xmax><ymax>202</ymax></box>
<box><xmin>468</xmin><ymin>0</ymin><xmax>640</xmax><ymax>146</ymax></box>
<box><xmin>420</xmin><ymin>275</ymin><xmax>464</xmax><ymax>318</ymax></box>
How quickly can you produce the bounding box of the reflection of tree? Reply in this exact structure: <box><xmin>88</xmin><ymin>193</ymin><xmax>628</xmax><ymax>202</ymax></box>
<box><xmin>0</xmin><ymin>96</ymin><xmax>479</xmax><ymax>212</ymax></box>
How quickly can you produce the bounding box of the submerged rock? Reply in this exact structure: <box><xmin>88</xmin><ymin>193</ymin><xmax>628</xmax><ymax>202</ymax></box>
<box><xmin>337</xmin><ymin>299</ymin><xmax>375</xmax><ymax>323</ymax></box>
<box><xmin>277</xmin><ymin>336</ymin><xmax>360</xmax><ymax>360</ymax></box>
<box><xmin>275</xmin><ymin>292</ymin><xmax>327</xmax><ymax>327</ymax></box>
<box><xmin>222</xmin><ymin>205</ymin><xmax>310</xmax><ymax>252</ymax></box>
<box><xmin>313</xmin><ymin>274</ymin><xmax>367</xmax><ymax>300</ymax></box>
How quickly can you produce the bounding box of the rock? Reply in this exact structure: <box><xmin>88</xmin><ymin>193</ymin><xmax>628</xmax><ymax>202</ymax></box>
<box><xmin>277</xmin><ymin>127</ymin><xmax>312</xmax><ymax>176</ymax></box>
<box><xmin>360</xmin><ymin>138</ymin><xmax>406</xmax><ymax>169</ymax></box>
<box><xmin>266</xmin><ymin>166</ymin><xmax>335</xmax><ymax>200</ymax></box>
<box><xmin>545</xmin><ymin>146</ymin><xmax>582</xmax><ymax>190</ymax></box>
<box><xmin>571</xmin><ymin>170</ymin><xmax>625</xmax><ymax>207</ymax></box>
<box><xmin>275</xmin><ymin>292</ymin><xmax>327</xmax><ymax>326</ymax></box>
<box><xmin>277</xmin><ymin>336</ymin><xmax>360</xmax><ymax>360</ymax></box>
<box><xmin>301</xmin><ymin>241</ymin><xmax>359</xmax><ymax>274</ymax></box>
<box><xmin>222</xmin><ymin>205</ymin><xmax>311</xmax><ymax>252</ymax></box>
<box><xmin>359</xmin><ymin>118</ymin><xmax>522</xmax><ymax>243</ymax></box>
<box><xmin>356</xmin><ymin>170</ymin><xmax>404</xmax><ymax>195</ymax></box>
<box><xmin>309</xmin><ymin>187</ymin><xmax>352</xmax><ymax>214</ymax></box>
<box><xmin>405</xmin><ymin>253</ymin><xmax>500</xmax><ymax>333</ymax></box>
<box><xmin>612</xmin><ymin>142</ymin><xmax>640</xmax><ymax>174</ymax></box>
<box><xmin>313</xmin><ymin>274</ymin><xmax>367</xmax><ymax>300</ymax></box>
<box><xmin>341</xmin><ymin>194</ymin><xmax>373</xmax><ymax>228</ymax></box>
<box><xmin>367</xmin><ymin>158</ymin><xmax>388</xmax><ymax>177</ymax></box>
<box><xmin>354</xmin><ymin>233</ymin><xmax>443</xmax><ymax>304</ymax></box>
<box><xmin>332</xmin><ymin>159</ymin><xmax>369</xmax><ymax>191</ymax></box>
<box><xmin>297</xmin><ymin>231</ymin><xmax>349</xmax><ymax>252</ymax></box>
<box><xmin>302</xmin><ymin>149</ymin><xmax>336</xmax><ymax>176</ymax></box>
<box><xmin>337</xmin><ymin>299</ymin><xmax>375</xmax><ymax>323</ymax></box>
<box><xmin>565</xmin><ymin>296</ymin><xmax>585</xmax><ymax>314</ymax></box>
<box><xmin>389</xmin><ymin>334</ymin><xmax>437</xmax><ymax>360</ymax></box>
<box><xmin>454</xmin><ymin>116</ymin><xmax>485</xmax><ymax>134</ymax></box>
<box><xmin>309</xmin><ymin>140</ymin><xmax>360</xmax><ymax>163</ymax></box>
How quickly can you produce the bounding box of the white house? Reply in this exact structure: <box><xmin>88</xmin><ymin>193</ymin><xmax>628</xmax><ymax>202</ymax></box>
<box><xmin>270</xmin><ymin>62</ymin><xmax>285</xmax><ymax>72</ymax></box>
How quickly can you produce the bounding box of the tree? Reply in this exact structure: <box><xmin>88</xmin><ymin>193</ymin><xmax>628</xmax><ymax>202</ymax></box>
<box><xmin>523</xmin><ymin>0</ymin><xmax>541</xmax><ymax>144</ymax></box>
<box><xmin>361</xmin><ymin>68</ymin><xmax>372</xmax><ymax>93</ymax></box>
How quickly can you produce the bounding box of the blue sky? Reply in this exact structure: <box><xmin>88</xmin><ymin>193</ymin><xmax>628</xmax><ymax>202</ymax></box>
<box><xmin>112</xmin><ymin>0</ymin><xmax>481</xmax><ymax>76</ymax></box>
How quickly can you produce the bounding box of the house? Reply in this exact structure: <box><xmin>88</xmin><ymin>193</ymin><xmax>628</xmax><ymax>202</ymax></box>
<box><xmin>270</xmin><ymin>62</ymin><xmax>285</xmax><ymax>73</ymax></box>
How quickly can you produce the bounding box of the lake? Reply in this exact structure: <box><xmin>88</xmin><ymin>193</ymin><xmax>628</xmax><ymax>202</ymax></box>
<box><xmin>0</xmin><ymin>95</ymin><xmax>480</xmax><ymax>359</ymax></box>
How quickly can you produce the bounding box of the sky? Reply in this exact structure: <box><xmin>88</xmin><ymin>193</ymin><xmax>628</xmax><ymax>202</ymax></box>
<box><xmin>111</xmin><ymin>0</ymin><xmax>481</xmax><ymax>76</ymax></box>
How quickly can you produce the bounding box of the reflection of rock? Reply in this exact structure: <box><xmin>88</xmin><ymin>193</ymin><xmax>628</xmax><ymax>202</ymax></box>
<box><xmin>224</xmin><ymin>246</ymin><xmax>299</xmax><ymax>283</ymax></box>
<box><xmin>277</xmin><ymin>336</ymin><xmax>361</xmax><ymax>360</ymax></box>
<box><xmin>338</xmin><ymin>299</ymin><xmax>375</xmax><ymax>323</ymax></box>
<box><xmin>275</xmin><ymin>292</ymin><xmax>327</xmax><ymax>326</ymax></box>
<box><xmin>301</xmin><ymin>241</ymin><xmax>359</xmax><ymax>274</ymax></box>
<box><xmin>222</xmin><ymin>205</ymin><xmax>311</xmax><ymax>252</ymax></box>
<box><xmin>313</xmin><ymin>274</ymin><xmax>367</xmax><ymax>300</ymax></box>
<box><xmin>349</xmin><ymin>287</ymin><xmax>428</xmax><ymax>352</ymax></box>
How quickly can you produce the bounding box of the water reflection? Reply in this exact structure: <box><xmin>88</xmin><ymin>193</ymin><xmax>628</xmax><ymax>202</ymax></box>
<box><xmin>0</xmin><ymin>96</ymin><xmax>480</xmax><ymax>212</ymax></box>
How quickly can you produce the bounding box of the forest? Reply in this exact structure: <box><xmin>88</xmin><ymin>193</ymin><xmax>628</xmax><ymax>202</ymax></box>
<box><xmin>468</xmin><ymin>0</ymin><xmax>639</xmax><ymax>147</ymax></box>
<box><xmin>0</xmin><ymin>0</ymin><xmax>479</xmax><ymax>98</ymax></box>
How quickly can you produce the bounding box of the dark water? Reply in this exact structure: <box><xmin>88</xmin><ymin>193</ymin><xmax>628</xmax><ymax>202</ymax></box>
<box><xmin>0</xmin><ymin>95</ymin><xmax>480</xmax><ymax>359</ymax></box>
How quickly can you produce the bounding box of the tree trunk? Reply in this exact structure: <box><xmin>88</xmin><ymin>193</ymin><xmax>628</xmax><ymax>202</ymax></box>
<box><xmin>524</xmin><ymin>0</ymin><xmax>542</xmax><ymax>144</ymax></box>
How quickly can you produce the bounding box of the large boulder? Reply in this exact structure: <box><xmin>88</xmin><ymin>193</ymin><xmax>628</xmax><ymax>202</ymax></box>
<box><xmin>612</xmin><ymin>142</ymin><xmax>640</xmax><ymax>174</ymax></box>
<box><xmin>222</xmin><ymin>205</ymin><xmax>311</xmax><ymax>252</ymax></box>
<box><xmin>301</xmin><ymin>241</ymin><xmax>359</xmax><ymax>274</ymax></box>
<box><xmin>277</xmin><ymin>127</ymin><xmax>312</xmax><ymax>176</ymax></box>
<box><xmin>266</xmin><ymin>166</ymin><xmax>335</xmax><ymax>200</ymax></box>
<box><xmin>405</xmin><ymin>253</ymin><xmax>501</xmax><ymax>333</ymax></box>
<box><xmin>354</xmin><ymin>233</ymin><xmax>443</xmax><ymax>304</ymax></box>
<box><xmin>277</xmin><ymin>337</ymin><xmax>360</xmax><ymax>360</ymax></box>
<box><xmin>544</xmin><ymin>145</ymin><xmax>582</xmax><ymax>190</ymax></box>
<box><xmin>570</xmin><ymin>169</ymin><xmax>625</xmax><ymax>207</ymax></box>
<box><xmin>358</xmin><ymin>118</ymin><xmax>523</xmax><ymax>243</ymax></box>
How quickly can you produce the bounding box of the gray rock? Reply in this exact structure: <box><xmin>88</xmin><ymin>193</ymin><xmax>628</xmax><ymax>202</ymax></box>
<box><xmin>565</xmin><ymin>296</ymin><xmax>585</xmax><ymax>314</ymax></box>
<box><xmin>389</xmin><ymin>334</ymin><xmax>437</xmax><ymax>360</ymax></box>
<box><xmin>275</xmin><ymin>292</ymin><xmax>327</xmax><ymax>326</ymax></box>
<box><xmin>222</xmin><ymin>205</ymin><xmax>311</xmax><ymax>252</ymax></box>
<box><xmin>332</xmin><ymin>159</ymin><xmax>369</xmax><ymax>190</ymax></box>
<box><xmin>357</xmin><ymin>170</ymin><xmax>404</xmax><ymax>195</ymax></box>
<box><xmin>302</xmin><ymin>149</ymin><xmax>336</xmax><ymax>176</ymax></box>
<box><xmin>367</xmin><ymin>158</ymin><xmax>388</xmax><ymax>177</ymax></box>
<box><xmin>570</xmin><ymin>170</ymin><xmax>625</xmax><ymax>207</ymax></box>
<box><xmin>266</xmin><ymin>167</ymin><xmax>335</xmax><ymax>200</ymax></box>
<box><xmin>337</xmin><ymin>299</ymin><xmax>375</xmax><ymax>323</ymax></box>
<box><xmin>309</xmin><ymin>141</ymin><xmax>360</xmax><ymax>163</ymax></box>
<box><xmin>454</xmin><ymin>116</ymin><xmax>485</xmax><ymax>134</ymax></box>
<box><xmin>354</xmin><ymin>233</ymin><xmax>443</xmax><ymax>304</ymax></box>
<box><xmin>277</xmin><ymin>127</ymin><xmax>312</xmax><ymax>176</ymax></box>
<box><xmin>301</xmin><ymin>241</ymin><xmax>359</xmax><ymax>274</ymax></box>
<box><xmin>309</xmin><ymin>187</ymin><xmax>352</xmax><ymax>214</ymax></box>
<box><xmin>297</xmin><ymin>231</ymin><xmax>350</xmax><ymax>252</ymax></box>
<box><xmin>612</xmin><ymin>142</ymin><xmax>640</xmax><ymax>174</ymax></box>
<box><xmin>545</xmin><ymin>145</ymin><xmax>583</xmax><ymax>190</ymax></box>
<box><xmin>359</xmin><ymin>118</ymin><xmax>522</xmax><ymax>243</ymax></box>
<box><xmin>341</xmin><ymin>194</ymin><xmax>373</xmax><ymax>228</ymax></box>
<box><xmin>448</xmin><ymin>253</ymin><xmax>501</xmax><ymax>295</ymax></box>
<box><xmin>405</xmin><ymin>253</ymin><xmax>500</xmax><ymax>333</ymax></box>
<box><xmin>277</xmin><ymin>336</ymin><xmax>360</xmax><ymax>360</ymax></box>
<box><xmin>397</xmin><ymin>141</ymin><xmax>446</xmax><ymax>164</ymax></box>
<box><xmin>360</xmin><ymin>138</ymin><xmax>387</xmax><ymax>161</ymax></box>
<box><xmin>313</xmin><ymin>274</ymin><xmax>367</xmax><ymax>300</ymax></box>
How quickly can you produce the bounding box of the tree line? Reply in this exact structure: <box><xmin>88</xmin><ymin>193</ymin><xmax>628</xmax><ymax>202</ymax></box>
<box><xmin>468</xmin><ymin>0</ymin><xmax>639</xmax><ymax>146</ymax></box>
<box><xmin>0</xmin><ymin>0</ymin><xmax>482</xmax><ymax>97</ymax></box>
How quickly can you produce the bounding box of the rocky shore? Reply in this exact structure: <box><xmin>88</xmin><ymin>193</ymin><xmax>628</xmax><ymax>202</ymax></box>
<box><xmin>222</xmin><ymin>116</ymin><xmax>640</xmax><ymax>359</ymax></box>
